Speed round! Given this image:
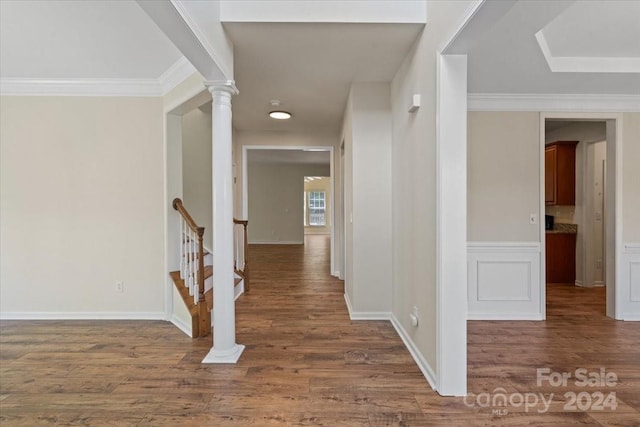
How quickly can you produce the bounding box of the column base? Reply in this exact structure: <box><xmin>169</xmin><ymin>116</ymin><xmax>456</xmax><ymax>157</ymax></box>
<box><xmin>201</xmin><ymin>343</ymin><xmax>245</xmax><ymax>364</ymax></box>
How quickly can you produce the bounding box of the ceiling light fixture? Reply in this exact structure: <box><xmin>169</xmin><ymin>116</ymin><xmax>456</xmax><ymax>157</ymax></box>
<box><xmin>268</xmin><ymin>100</ymin><xmax>291</xmax><ymax>120</ymax></box>
<box><xmin>269</xmin><ymin>111</ymin><xmax>292</xmax><ymax>120</ymax></box>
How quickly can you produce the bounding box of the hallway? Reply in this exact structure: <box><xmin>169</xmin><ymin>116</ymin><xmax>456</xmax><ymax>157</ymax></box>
<box><xmin>1</xmin><ymin>236</ymin><xmax>639</xmax><ymax>425</ymax></box>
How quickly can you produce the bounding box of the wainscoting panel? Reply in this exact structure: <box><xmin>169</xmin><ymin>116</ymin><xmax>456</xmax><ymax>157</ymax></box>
<box><xmin>621</xmin><ymin>243</ymin><xmax>640</xmax><ymax>320</ymax></box>
<box><xmin>468</xmin><ymin>242</ymin><xmax>542</xmax><ymax>320</ymax></box>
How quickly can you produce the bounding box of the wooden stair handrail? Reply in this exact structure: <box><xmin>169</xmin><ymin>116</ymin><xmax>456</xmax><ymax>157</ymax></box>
<box><xmin>173</xmin><ymin>198</ymin><xmax>200</xmax><ymax>232</ymax></box>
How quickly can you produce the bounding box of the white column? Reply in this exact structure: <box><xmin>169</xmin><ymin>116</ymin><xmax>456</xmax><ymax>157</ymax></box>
<box><xmin>436</xmin><ymin>54</ymin><xmax>467</xmax><ymax>395</ymax></box>
<box><xmin>202</xmin><ymin>80</ymin><xmax>245</xmax><ymax>363</ymax></box>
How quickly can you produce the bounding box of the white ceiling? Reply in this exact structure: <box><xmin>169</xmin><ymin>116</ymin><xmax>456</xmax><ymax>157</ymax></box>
<box><xmin>247</xmin><ymin>149</ymin><xmax>330</xmax><ymax>166</ymax></box>
<box><xmin>223</xmin><ymin>22</ymin><xmax>423</xmax><ymax>132</ymax></box>
<box><xmin>542</xmin><ymin>1</ymin><xmax>640</xmax><ymax>58</ymax></box>
<box><xmin>447</xmin><ymin>0</ymin><xmax>640</xmax><ymax>94</ymax></box>
<box><xmin>0</xmin><ymin>0</ymin><xmax>182</xmax><ymax>79</ymax></box>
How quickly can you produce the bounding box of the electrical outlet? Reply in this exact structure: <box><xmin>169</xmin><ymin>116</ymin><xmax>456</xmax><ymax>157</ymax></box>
<box><xmin>115</xmin><ymin>281</ymin><xmax>124</xmax><ymax>293</ymax></box>
<box><xmin>529</xmin><ymin>213</ymin><xmax>537</xmax><ymax>225</ymax></box>
<box><xmin>409</xmin><ymin>306</ymin><xmax>420</xmax><ymax>327</ymax></box>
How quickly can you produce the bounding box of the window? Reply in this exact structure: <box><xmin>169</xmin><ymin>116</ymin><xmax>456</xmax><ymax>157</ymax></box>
<box><xmin>307</xmin><ymin>191</ymin><xmax>326</xmax><ymax>226</ymax></box>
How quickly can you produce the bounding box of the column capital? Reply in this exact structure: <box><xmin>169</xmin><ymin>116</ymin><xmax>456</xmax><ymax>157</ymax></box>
<box><xmin>204</xmin><ymin>80</ymin><xmax>239</xmax><ymax>96</ymax></box>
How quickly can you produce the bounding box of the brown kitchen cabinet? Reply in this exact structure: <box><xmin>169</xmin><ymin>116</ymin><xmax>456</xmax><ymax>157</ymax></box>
<box><xmin>545</xmin><ymin>141</ymin><xmax>578</xmax><ymax>206</ymax></box>
<box><xmin>545</xmin><ymin>232</ymin><xmax>576</xmax><ymax>283</ymax></box>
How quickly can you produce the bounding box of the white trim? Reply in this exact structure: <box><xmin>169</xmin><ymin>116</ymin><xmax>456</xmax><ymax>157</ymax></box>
<box><xmin>159</xmin><ymin>57</ymin><xmax>197</xmax><ymax>95</ymax></box>
<box><xmin>621</xmin><ymin>314</ymin><xmax>640</xmax><ymax>321</ymax></box>
<box><xmin>469</xmin><ymin>93</ymin><xmax>640</xmax><ymax>112</ymax></box>
<box><xmin>343</xmin><ymin>295</ymin><xmax>438</xmax><ymax>391</ymax></box>
<box><xmin>541</xmin><ymin>112</ymin><xmax>624</xmax><ymax>320</ymax></box>
<box><xmin>343</xmin><ymin>293</ymin><xmax>391</xmax><ymax>321</ymax></box>
<box><xmin>625</xmin><ymin>244</ymin><xmax>640</xmax><ymax>254</ymax></box>
<box><xmin>390</xmin><ymin>314</ymin><xmax>438</xmax><ymax>391</ymax></box>
<box><xmin>468</xmin><ymin>313</ymin><xmax>544</xmax><ymax>321</ymax></box>
<box><xmin>535</xmin><ymin>30</ymin><xmax>640</xmax><ymax>74</ymax></box>
<box><xmin>170</xmin><ymin>314</ymin><xmax>193</xmax><ymax>337</ymax></box>
<box><xmin>170</xmin><ymin>0</ymin><xmax>233</xmax><ymax>80</ymax></box>
<box><xmin>0</xmin><ymin>78</ymin><xmax>162</xmax><ymax>97</ymax></box>
<box><xmin>0</xmin><ymin>312</ymin><xmax>165</xmax><ymax>320</ymax></box>
<box><xmin>234</xmin><ymin>280</ymin><xmax>245</xmax><ymax>300</ymax></box>
<box><xmin>467</xmin><ymin>241</ymin><xmax>541</xmax><ymax>253</ymax></box>
<box><xmin>435</xmin><ymin>53</ymin><xmax>468</xmax><ymax>396</ymax></box>
<box><xmin>467</xmin><ymin>241</ymin><xmax>542</xmax><ymax>320</ymax></box>
<box><xmin>0</xmin><ymin>57</ymin><xmax>196</xmax><ymax>97</ymax></box>
<box><xmin>439</xmin><ymin>0</ymin><xmax>486</xmax><ymax>53</ymax></box>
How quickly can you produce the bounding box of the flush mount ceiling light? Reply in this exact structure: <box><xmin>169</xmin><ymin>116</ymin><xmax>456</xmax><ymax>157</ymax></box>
<box><xmin>269</xmin><ymin>111</ymin><xmax>292</xmax><ymax>120</ymax></box>
<box><xmin>269</xmin><ymin>100</ymin><xmax>291</xmax><ymax>120</ymax></box>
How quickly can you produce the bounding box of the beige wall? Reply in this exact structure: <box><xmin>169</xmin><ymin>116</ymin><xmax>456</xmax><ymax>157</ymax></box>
<box><xmin>390</xmin><ymin>0</ymin><xmax>473</xmax><ymax>373</ymax></box>
<box><xmin>247</xmin><ymin>162</ymin><xmax>330</xmax><ymax>243</ymax></box>
<box><xmin>467</xmin><ymin>112</ymin><xmax>540</xmax><ymax>242</ymax></box>
<box><xmin>343</xmin><ymin>82</ymin><xmax>393</xmax><ymax>314</ymax></box>
<box><xmin>623</xmin><ymin>113</ymin><xmax>640</xmax><ymax>243</ymax></box>
<box><xmin>0</xmin><ymin>96</ymin><xmax>165</xmax><ymax>316</ymax></box>
<box><xmin>304</xmin><ymin>177</ymin><xmax>331</xmax><ymax>235</ymax></box>
<box><xmin>182</xmin><ymin>107</ymin><xmax>213</xmax><ymax>249</ymax></box>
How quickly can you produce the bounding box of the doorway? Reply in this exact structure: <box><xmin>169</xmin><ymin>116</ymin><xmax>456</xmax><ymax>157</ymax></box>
<box><xmin>540</xmin><ymin>113</ymin><xmax>622</xmax><ymax>319</ymax></box>
<box><xmin>240</xmin><ymin>145</ymin><xmax>337</xmax><ymax>274</ymax></box>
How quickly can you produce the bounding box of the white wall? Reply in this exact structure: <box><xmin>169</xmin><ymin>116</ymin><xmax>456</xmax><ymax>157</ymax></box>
<box><xmin>247</xmin><ymin>162</ymin><xmax>329</xmax><ymax>244</ymax></box>
<box><xmin>182</xmin><ymin>107</ymin><xmax>213</xmax><ymax>249</ymax></box>
<box><xmin>390</xmin><ymin>0</ymin><xmax>473</xmax><ymax>386</ymax></box>
<box><xmin>342</xmin><ymin>82</ymin><xmax>393</xmax><ymax>316</ymax></box>
<box><xmin>0</xmin><ymin>96</ymin><xmax>165</xmax><ymax>317</ymax></box>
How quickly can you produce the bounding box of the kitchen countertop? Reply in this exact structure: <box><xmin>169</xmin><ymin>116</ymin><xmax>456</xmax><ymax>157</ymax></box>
<box><xmin>546</xmin><ymin>223</ymin><xmax>577</xmax><ymax>234</ymax></box>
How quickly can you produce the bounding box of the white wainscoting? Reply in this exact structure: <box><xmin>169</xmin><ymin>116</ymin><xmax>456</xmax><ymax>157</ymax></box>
<box><xmin>468</xmin><ymin>242</ymin><xmax>542</xmax><ymax>320</ymax></box>
<box><xmin>620</xmin><ymin>243</ymin><xmax>640</xmax><ymax>321</ymax></box>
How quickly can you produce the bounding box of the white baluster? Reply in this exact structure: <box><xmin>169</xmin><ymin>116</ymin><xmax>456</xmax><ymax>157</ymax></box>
<box><xmin>188</xmin><ymin>228</ymin><xmax>194</xmax><ymax>296</ymax></box>
<box><xmin>179</xmin><ymin>219</ymin><xmax>185</xmax><ymax>280</ymax></box>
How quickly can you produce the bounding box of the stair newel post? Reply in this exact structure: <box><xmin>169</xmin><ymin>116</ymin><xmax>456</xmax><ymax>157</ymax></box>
<box><xmin>196</xmin><ymin>226</ymin><xmax>209</xmax><ymax>337</ymax></box>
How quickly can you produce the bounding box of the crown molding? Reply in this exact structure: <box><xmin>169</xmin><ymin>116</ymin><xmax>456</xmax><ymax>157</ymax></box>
<box><xmin>0</xmin><ymin>57</ymin><xmax>196</xmax><ymax>97</ymax></box>
<box><xmin>0</xmin><ymin>77</ymin><xmax>162</xmax><ymax>97</ymax></box>
<box><xmin>468</xmin><ymin>93</ymin><xmax>640</xmax><ymax>112</ymax></box>
<box><xmin>159</xmin><ymin>56</ymin><xmax>197</xmax><ymax>95</ymax></box>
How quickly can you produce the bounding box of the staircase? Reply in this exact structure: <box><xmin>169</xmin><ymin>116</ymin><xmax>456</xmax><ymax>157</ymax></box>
<box><xmin>170</xmin><ymin>198</ymin><xmax>249</xmax><ymax>338</ymax></box>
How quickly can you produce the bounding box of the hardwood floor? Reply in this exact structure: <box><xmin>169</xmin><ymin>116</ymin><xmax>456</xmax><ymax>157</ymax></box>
<box><xmin>1</xmin><ymin>236</ymin><xmax>638</xmax><ymax>426</ymax></box>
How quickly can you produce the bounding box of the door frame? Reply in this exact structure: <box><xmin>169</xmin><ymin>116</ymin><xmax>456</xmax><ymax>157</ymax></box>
<box><xmin>540</xmin><ymin>112</ymin><xmax>623</xmax><ymax>319</ymax></box>
<box><xmin>241</xmin><ymin>145</ymin><xmax>337</xmax><ymax>275</ymax></box>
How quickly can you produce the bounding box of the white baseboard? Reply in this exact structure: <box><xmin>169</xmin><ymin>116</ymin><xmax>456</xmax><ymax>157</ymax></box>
<box><xmin>467</xmin><ymin>313</ymin><xmax>544</xmax><ymax>321</ymax></box>
<box><xmin>0</xmin><ymin>311</ymin><xmax>166</xmax><ymax>320</ymax></box>
<box><xmin>343</xmin><ymin>293</ymin><xmax>391</xmax><ymax>320</ymax></box>
<box><xmin>621</xmin><ymin>314</ymin><xmax>640</xmax><ymax>321</ymax></box>
<box><xmin>575</xmin><ymin>280</ymin><xmax>584</xmax><ymax>287</ymax></box>
<box><xmin>170</xmin><ymin>314</ymin><xmax>192</xmax><ymax>337</ymax></box>
<box><xmin>342</xmin><ymin>293</ymin><xmax>437</xmax><ymax>391</ymax></box>
<box><xmin>235</xmin><ymin>280</ymin><xmax>244</xmax><ymax>300</ymax></box>
<box><xmin>390</xmin><ymin>314</ymin><xmax>438</xmax><ymax>391</ymax></box>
